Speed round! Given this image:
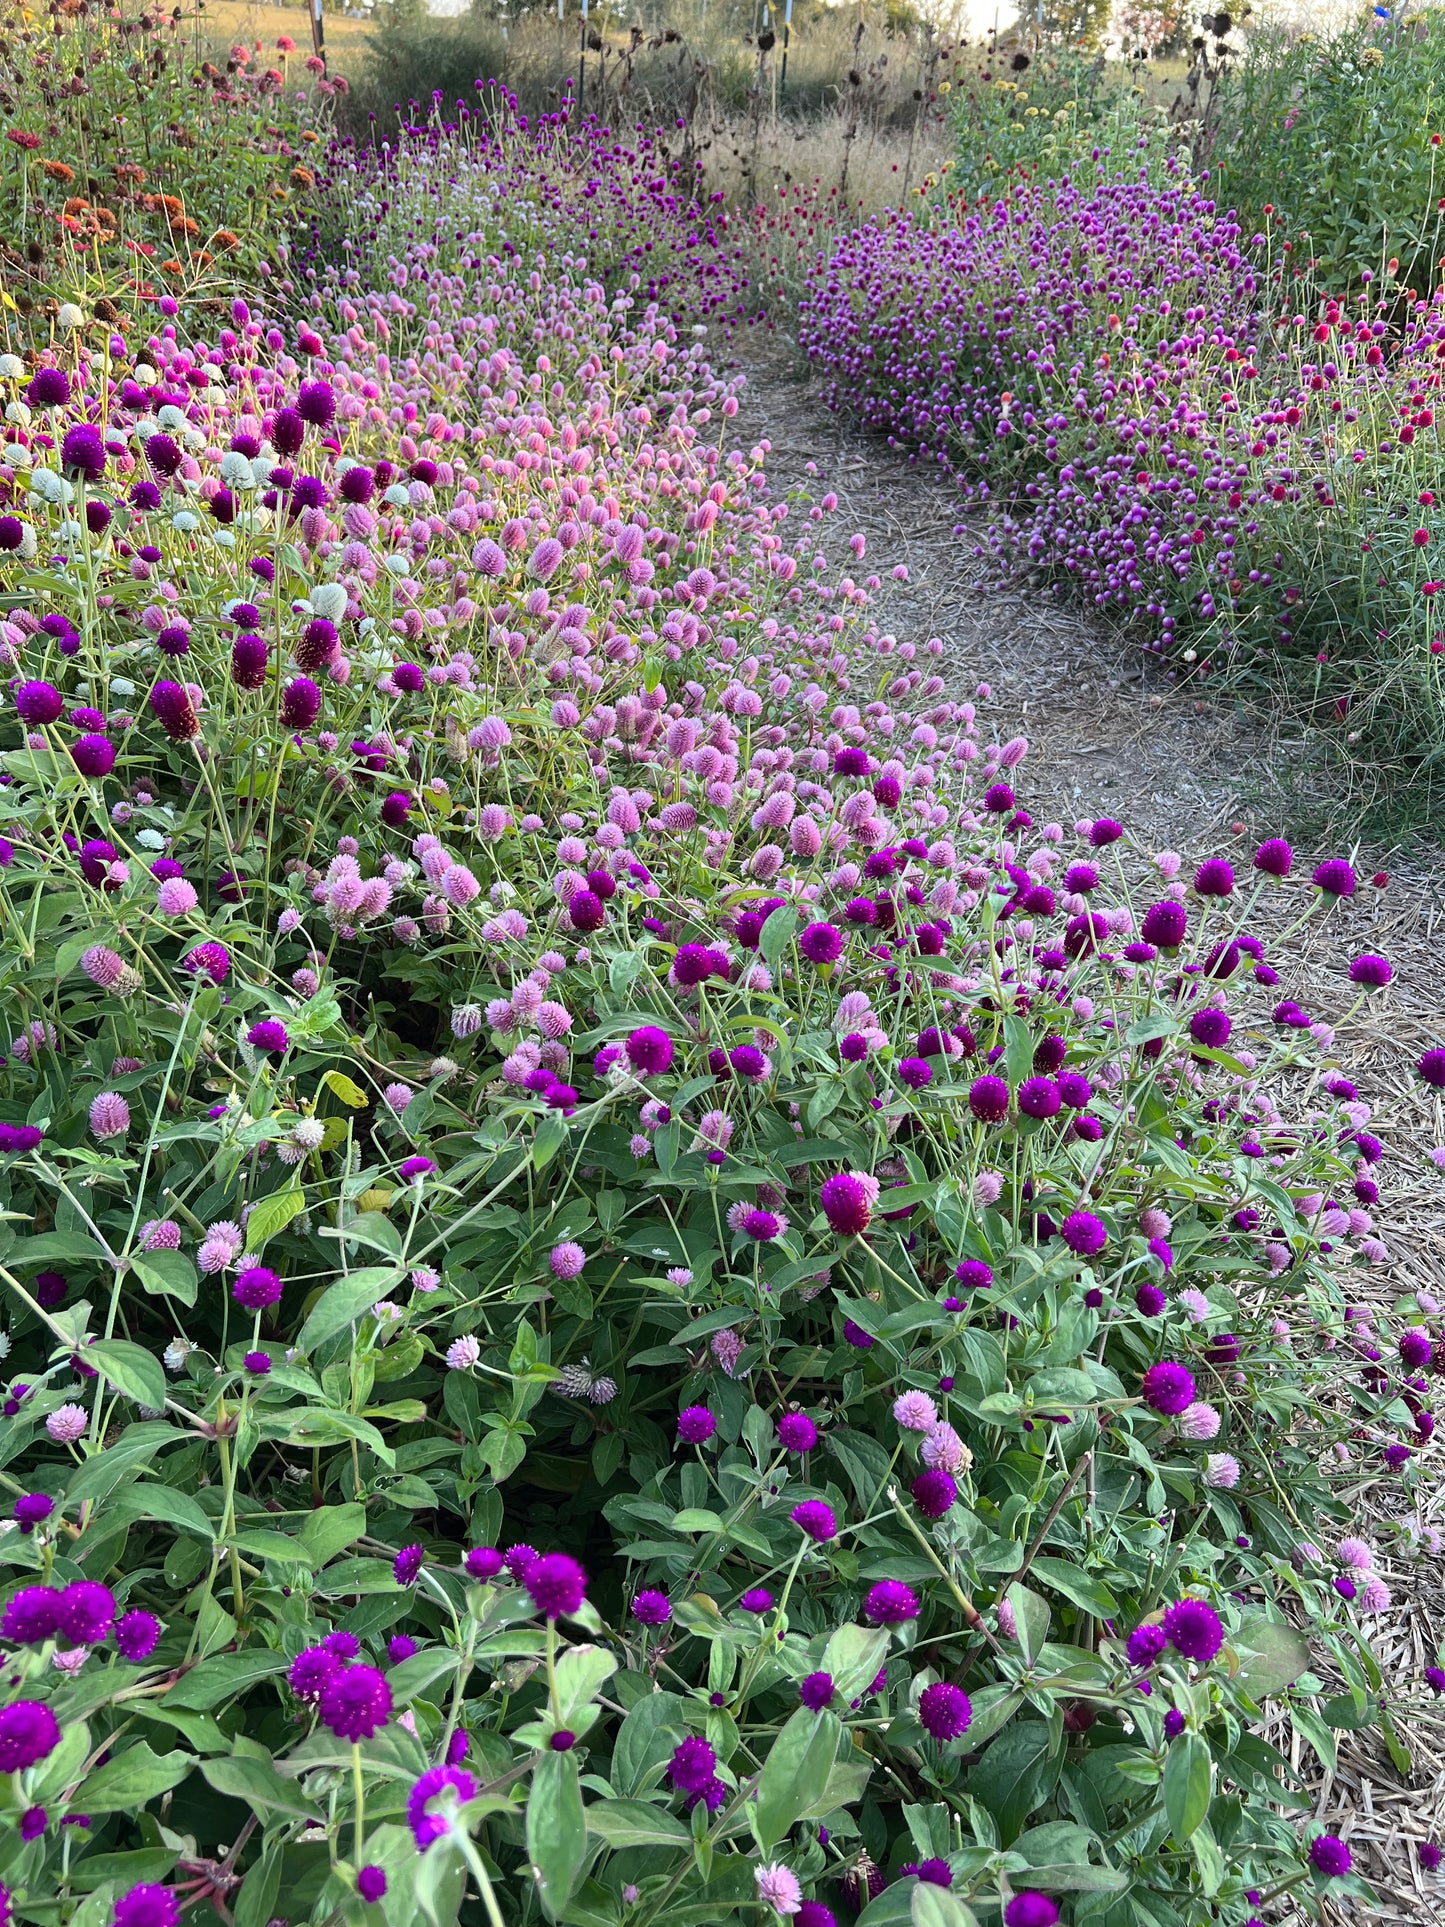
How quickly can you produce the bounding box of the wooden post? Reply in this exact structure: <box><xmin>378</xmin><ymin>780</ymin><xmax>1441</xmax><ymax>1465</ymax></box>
<box><xmin>779</xmin><ymin>0</ymin><xmax>793</xmax><ymax>100</ymax></box>
<box><xmin>309</xmin><ymin>0</ymin><xmax>326</xmax><ymax>73</ymax></box>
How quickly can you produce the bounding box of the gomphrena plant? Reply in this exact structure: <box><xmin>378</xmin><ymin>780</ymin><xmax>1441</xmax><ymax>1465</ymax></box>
<box><xmin>0</xmin><ymin>89</ymin><xmax>1441</xmax><ymax>1927</ymax></box>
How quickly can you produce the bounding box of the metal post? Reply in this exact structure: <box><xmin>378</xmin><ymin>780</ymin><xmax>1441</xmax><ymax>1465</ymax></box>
<box><xmin>578</xmin><ymin>0</ymin><xmax>588</xmax><ymax>115</ymax></box>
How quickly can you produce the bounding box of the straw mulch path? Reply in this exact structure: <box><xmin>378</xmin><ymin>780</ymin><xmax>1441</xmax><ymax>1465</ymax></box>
<box><xmin>731</xmin><ymin>337</ymin><xmax>1445</xmax><ymax>1919</ymax></box>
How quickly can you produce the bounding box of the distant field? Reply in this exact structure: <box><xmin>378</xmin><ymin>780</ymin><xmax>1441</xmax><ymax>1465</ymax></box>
<box><xmin>195</xmin><ymin>0</ymin><xmax>374</xmax><ymax>64</ymax></box>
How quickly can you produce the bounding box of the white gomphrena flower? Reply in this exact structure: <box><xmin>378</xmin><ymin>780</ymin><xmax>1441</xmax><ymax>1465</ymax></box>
<box><xmin>57</xmin><ymin>303</ymin><xmax>84</xmax><ymax>331</ymax></box>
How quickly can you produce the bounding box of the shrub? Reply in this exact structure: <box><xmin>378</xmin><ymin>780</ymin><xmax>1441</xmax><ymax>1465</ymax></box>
<box><xmin>0</xmin><ymin>97</ymin><xmax>1437</xmax><ymax>1927</ymax></box>
<box><xmin>798</xmin><ymin>156</ymin><xmax>1445</xmax><ymax>815</ymax></box>
<box><xmin>0</xmin><ymin>2</ymin><xmax>339</xmax><ymax>340</ymax></box>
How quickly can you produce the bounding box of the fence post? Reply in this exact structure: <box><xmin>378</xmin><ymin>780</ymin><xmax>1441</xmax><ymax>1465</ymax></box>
<box><xmin>779</xmin><ymin>0</ymin><xmax>793</xmax><ymax>99</ymax></box>
<box><xmin>309</xmin><ymin>0</ymin><xmax>325</xmax><ymax>73</ymax></box>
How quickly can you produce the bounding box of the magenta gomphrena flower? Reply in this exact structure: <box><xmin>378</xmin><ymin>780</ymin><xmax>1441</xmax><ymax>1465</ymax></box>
<box><xmin>1420</xmin><ymin>1050</ymin><xmax>1445</xmax><ymax>1089</ymax></box>
<box><xmin>796</xmin><ymin>1907</ymin><xmax>837</xmax><ymax>1927</ymax></box>
<box><xmin>408</xmin><ymin>1764</ymin><xmax>477</xmax><ymax>1851</ymax></box>
<box><xmin>740</xmin><ymin>1588</ymin><xmax>773</xmax><ymax>1615</ymax></box>
<box><xmin>71</xmin><ymin>734</ymin><xmax>116</xmax><ymax>778</ymax></box>
<box><xmin>246</xmin><ymin>1019</ymin><xmax>289</xmax><ymax>1054</ymax></box>
<box><xmin>88</xmin><ymin>1091</ymin><xmax>130</xmax><ymax>1140</ymax></box>
<box><xmin>113</xmin><ymin>1885</ymin><xmax>181</xmax><ymax>1927</ymax></box>
<box><xmin>778</xmin><ymin>1412</ymin><xmax>818</xmax><ymax>1452</ymax></box>
<box><xmin>15</xmin><ymin>680</ymin><xmax>64</xmax><ymax>726</ymax></box>
<box><xmin>1060</xmin><ymin>1211</ymin><xmax>1107</xmax><ymax>1257</ymax></box>
<box><xmin>46</xmin><ymin>1404</ymin><xmax>88</xmax><ymax>1444</ymax></box>
<box><xmin>1348</xmin><ymin>954</ymin><xmax>1392</xmax><ymax>989</ymax></box>
<box><xmin>319</xmin><ymin>1664</ymin><xmax>392</xmax><ymax>1741</ymax></box>
<box><xmin>288</xmin><ymin>1644</ymin><xmax>339</xmax><ymax>1702</ymax></box>
<box><xmin>911</xmin><ymin>1469</ymin><xmax>958</xmax><ymax>1518</ymax></box>
<box><xmin>1193</xmin><ymin>857</ymin><xmax>1234</xmax><ymax>898</ymax></box>
<box><xmin>114</xmin><ymin>1609</ymin><xmax>162</xmax><ymax>1661</ymax></box>
<box><xmin>666</xmin><ymin>1735</ymin><xmax>718</xmax><ymax>1794</ymax></box>
<box><xmin>864</xmin><ymin>1580</ymin><xmax>920</xmax><ymax>1625</ymax></box>
<box><xmin>677</xmin><ymin>1404</ymin><xmax>717</xmax><ymax>1446</ymax></box>
<box><xmin>1004</xmin><ymin>1897</ymin><xmax>1059</xmax><ymax>1927</ymax></box>
<box><xmin>1253</xmin><ymin>838</ymin><xmax>1293</xmax><ymax>878</ymax></box>
<box><xmin>357</xmin><ymin>1867</ymin><xmax>387</xmax><ymax>1903</ymax></box>
<box><xmin>549</xmin><ymin>1241</ymin><xmax>586</xmax><ymax>1280</ymax></box>
<box><xmin>798</xmin><ymin>1671</ymin><xmax>834</xmax><ymax>1710</ymax></box>
<box><xmin>893</xmin><ymin>1390</ymin><xmax>938</xmax><ymax>1432</ymax></box>
<box><xmin>59</xmin><ymin>1580</ymin><xmax>115</xmax><ymax>1644</ymax></box>
<box><xmin>1162</xmin><ymin>1597</ymin><xmax>1224</xmax><ymax>1664</ymax></box>
<box><xmin>1140</xmin><ymin>1361</ymin><xmax>1197</xmax><ymax>1416</ymax></box>
<box><xmin>918</xmin><ymin>1680</ymin><xmax>972</xmax><ymax>1742</ymax></box>
<box><xmin>232</xmin><ymin>1265</ymin><xmax>282</xmax><ymax>1310</ymax></box>
<box><xmin>1</xmin><ymin>1586</ymin><xmax>63</xmax><ymax>1643</ymax></box>
<box><xmin>625</xmin><ymin>1025</ymin><xmax>673</xmax><ymax>1075</ymax></box>
<box><xmin>1140</xmin><ymin>900</ymin><xmax>1187</xmax><ymax>948</ymax></box>
<box><xmin>14</xmin><ymin>1493</ymin><xmax>54</xmax><ymax>1533</ymax></box>
<box><xmin>393</xmin><ymin>1545</ymin><xmax>424</xmax><ymax>1586</ymax></box>
<box><xmin>525</xmin><ymin>1552</ymin><xmax>587</xmax><ymax>1619</ymax></box>
<box><xmin>1313</xmin><ymin>859</ymin><xmax>1357</xmax><ymax>898</ymax></box>
<box><xmin>464</xmin><ymin>1546</ymin><xmax>504</xmax><ymax>1581</ymax></box>
<box><xmin>0</xmin><ymin>1700</ymin><xmax>61</xmax><ymax>1771</ymax></box>
<box><xmin>1308</xmin><ymin>1834</ymin><xmax>1353</xmax><ymax>1878</ymax></box>
<box><xmin>755</xmin><ymin>1863</ymin><xmax>803</xmax><ymax>1918</ymax></box>
<box><xmin>149</xmin><ymin>681</ymin><xmax>200</xmax><ymax>742</ymax></box>
<box><xmin>968</xmin><ymin>1075</ymin><xmax>1010</xmax><ymax>1123</ymax></box>
<box><xmin>183</xmin><ymin>941</ymin><xmax>230</xmax><ymax>985</ymax></box>
<box><xmin>791</xmin><ymin>1499</ymin><xmax>838</xmax><ymax>1542</ymax></box>
<box><xmin>820</xmin><ymin>1171</ymin><xmax>879</xmax><ymax>1237</ymax></box>
<box><xmin>631</xmin><ymin>1589</ymin><xmax>672</xmax><ymax>1626</ymax></box>
<box><xmin>799</xmin><ymin>922</ymin><xmax>843</xmax><ymax>966</ymax></box>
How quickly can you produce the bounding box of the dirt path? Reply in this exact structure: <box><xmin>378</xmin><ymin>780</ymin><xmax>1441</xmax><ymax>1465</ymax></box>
<box><xmin>732</xmin><ymin>334</ymin><xmax>1445</xmax><ymax>1919</ymax></box>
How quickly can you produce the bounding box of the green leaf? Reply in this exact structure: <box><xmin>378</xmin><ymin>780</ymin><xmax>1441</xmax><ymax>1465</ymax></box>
<box><xmin>821</xmin><ymin>1623</ymin><xmax>892</xmax><ymax>1704</ymax></box>
<box><xmin>1027</xmin><ymin>1557</ymin><xmax>1117</xmax><ymax>1618</ymax></box>
<box><xmin>554</xmin><ymin>1643</ymin><xmax>617</xmax><ymax>1722</ymax></box>
<box><xmin>1163</xmin><ymin>1732</ymin><xmax>1212</xmax><ymax>1842</ymax></box>
<box><xmin>387</xmin><ymin>1648</ymin><xmax>461</xmax><ymax>1703</ymax></box>
<box><xmin>9</xmin><ymin>1231</ymin><xmax>108</xmax><ymax>1267</ymax></box>
<box><xmin>612</xmin><ymin>1690</ymin><xmax>686</xmax><ymax>1795</ymax></box>
<box><xmin>585</xmin><ymin>1799</ymin><xmax>691</xmax><ymax>1848</ymax></box>
<box><xmin>532</xmin><ymin>1112</ymin><xmax>570</xmax><ymax>1171</ymax></box>
<box><xmin>131</xmin><ymin>1251</ymin><xmax>198</xmax><ymax>1307</ymax></box>
<box><xmin>967</xmin><ymin>1722</ymin><xmax>1059</xmax><ymax>1844</ymax></box>
<box><xmin>295</xmin><ymin>1266</ymin><xmax>402</xmax><ymax>1354</ymax></box>
<box><xmin>1232</xmin><ymin>1614</ymin><xmax>1310</xmax><ymax>1698</ymax></box>
<box><xmin>65</xmin><ymin>1422</ymin><xmax>176</xmax><ymax>1505</ymax></box>
<box><xmin>671</xmin><ymin>1507</ymin><xmax>725</xmax><ymax>1534</ymax></box>
<box><xmin>298</xmin><ymin>1501</ymin><xmax>367</xmax><ymax>1568</ymax></box>
<box><xmin>110</xmin><ymin>1483</ymin><xmax>215</xmax><ymax>1540</ymax></box>
<box><xmin>232</xmin><ymin>1848</ymin><xmax>283</xmax><ymax>1927</ymax></box>
<box><xmin>322</xmin><ymin>1068</ymin><xmax>371</xmax><ymax>1108</ymax></box>
<box><xmin>912</xmin><ymin>1887</ymin><xmax>981</xmax><ymax>1927</ymax></box>
<box><xmin>1125</xmin><ymin>1014</ymin><xmax>1176</xmax><ymax>1046</ymax></box>
<box><xmin>88</xmin><ymin>1339</ymin><xmax>166</xmax><ymax>1413</ymax></box>
<box><xmin>1292</xmin><ymin>1702</ymin><xmax>1337</xmax><ymax>1773</ymax></box>
<box><xmin>760</xmin><ymin>903</ymin><xmax>799</xmax><ymax>968</ymax></box>
<box><xmin>244</xmin><ymin>1184</ymin><xmax>306</xmax><ymax>1249</ymax></box>
<box><xmin>163</xmin><ymin>1650</ymin><xmax>290</xmax><ymax>1711</ymax></box>
<box><xmin>526</xmin><ymin>1748</ymin><xmax>587</xmax><ymax>1920</ymax></box>
<box><xmin>1005</xmin><ymin>1583</ymin><xmax>1050</xmax><ymax>1664</ymax></box>
<box><xmin>200</xmin><ymin>1751</ymin><xmax>322</xmax><ymax>1820</ymax></box>
<box><xmin>76</xmin><ymin>1742</ymin><xmax>191</xmax><ymax>1813</ymax></box>
<box><xmin>753</xmin><ymin>1706</ymin><xmax>840</xmax><ymax>1851</ymax></box>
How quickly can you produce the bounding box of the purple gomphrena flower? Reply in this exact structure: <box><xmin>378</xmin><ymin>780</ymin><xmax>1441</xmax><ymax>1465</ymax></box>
<box><xmin>918</xmin><ymin>1680</ymin><xmax>972</xmax><ymax>1741</ymax></box>
<box><xmin>799</xmin><ymin>922</ymin><xmax>843</xmax><ymax>965</ymax></box>
<box><xmin>1349</xmin><ymin>954</ymin><xmax>1392</xmax><ymax>989</ymax></box>
<box><xmin>320</xmin><ymin>1664</ymin><xmax>392</xmax><ymax>1741</ymax></box>
<box><xmin>568</xmin><ymin>888</ymin><xmax>606</xmax><ymax>932</ymax></box>
<box><xmin>357</xmin><ymin>1867</ymin><xmax>388</xmax><ymax>1904</ymax></box>
<box><xmin>1126</xmin><ymin>1622</ymin><xmax>1168</xmax><ymax>1666</ymax></box>
<box><xmin>549</xmin><ymin>1241</ymin><xmax>586</xmax><ymax>1280</ymax></box>
<box><xmin>1162</xmin><ymin>1598</ymin><xmax>1224</xmax><ymax>1664</ymax></box>
<box><xmin>842</xmin><ymin>1318</ymin><xmax>874</xmax><ymax>1350</ymax></box>
<box><xmin>968</xmin><ymin>1075</ymin><xmax>1010</xmax><ymax>1123</ymax></box>
<box><xmin>27</xmin><ymin>367</ymin><xmax>71</xmax><ymax>408</ymax></box>
<box><xmin>389</xmin><ymin>1635</ymin><xmax>418</xmax><ymax>1664</ymax></box>
<box><xmin>799</xmin><ymin>1671</ymin><xmax>835</xmax><ymax>1710</ymax></box>
<box><xmin>1059</xmin><ymin>1211</ymin><xmax>1107</xmax><ymax>1258</ymax></box>
<box><xmin>1254</xmin><ymin>838</ymin><xmax>1293</xmax><ymax>878</ymax></box>
<box><xmin>791</xmin><ymin>1499</ymin><xmax>838</xmax><ymax>1543</ymax></box>
<box><xmin>148</xmin><ymin>681</ymin><xmax>200</xmax><ymax>742</ymax></box>
<box><xmin>280</xmin><ymin>677</ymin><xmax>321</xmax><ymax>731</ymax></box>
<box><xmin>1194</xmin><ymin>858</ymin><xmax>1234</xmax><ymax>897</ymax></box>
<box><xmin>525</xmin><ymin>1553</ymin><xmax>587</xmax><ymax>1620</ymax></box>
<box><xmin>864</xmin><ymin>1580</ymin><xmax>920</xmax><ymax>1625</ymax></box>
<box><xmin>61</xmin><ymin>424</ymin><xmax>105</xmax><ymax>482</ymax></box>
<box><xmin>740</xmin><ymin>1588</ymin><xmax>773</xmax><ymax>1615</ymax></box>
<box><xmin>183</xmin><ymin>941</ymin><xmax>230</xmax><ymax>985</ymax></box>
<box><xmin>113</xmin><ymin>1885</ymin><xmax>181</xmax><ymax>1927</ymax></box>
<box><xmin>677</xmin><ymin>1404</ymin><xmax>717</xmax><ymax>1446</ymax></box>
<box><xmin>57</xmin><ymin>1582</ymin><xmax>115</xmax><ymax>1645</ymax></box>
<box><xmin>407</xmin><ymin>1764</ymin><xmax>477</xmax><ymax>1851</ymax></box>
<box><xmin>0</xmin><ymin>1701</ymin><xmax>61</xmax><ymax>1771</ymax></box>
<box><xmin>288</xmin><ymin>1644</ymin><xmax>339</xmax><ymax>1702</ymax></box>
<box><xmin>1313</xmin><ymin>859</ymin><xmax>1356</xmax><ymax>899</ymax></box>
<box><xmin>1308</xmin><ymin>1834</ymin><xmax>1353</xmax><ymax>1878</ymax></box>
<box><xmin>911</xmin><ymin>1469</ymin><xmax>957</xmax><ymax>1519</ymax></box>
<box><xmin>71</xmin><ymin>734</ymin><xmax>116</xmax><ymax>778</ymax></box>
<box><xmin>20</xmin><ymin>1805</ymin><xmax>45</xmax><ymax>1841</ymax></box>
<box><xmin>246</xmin><ymin>1019</ymin><xmax>289</xmax><ymax>1054</ymax></box>
<box><xmin>1</xmin><ymin>1586</ymin><xmax>63</xmax><ymax>1644</ymax></box>
<box><xmin>1004</xmin><ymin>1897</ymin><xmax>1060</xmax><ymax>1927</ymax></box>
<box><xmin>16</xmin><ymin>680</ymin><xmax>64</xmax><ymax>726</ymax></box>
<box><xmin>14</xmin><ymin>1493</ymin><xmax>54</xmax><ymax>1533</ymax></box>
<box><xmin>625</xmin><ymin>1025</ymin><xmax>673</xmax><ymax>1075</ymax></box>
<box><xmin>232</xmin><ymin>1265</ymin><xmax>283</xmax><ymax>1310</ymax></box>
<box><xmin>820</xmin><ymin>1171</ymin><xmax>878</xmax><ymax>1236</ymax></box>
<box><xmin>1141</xmin><ymin>900</ymin><xmax>1188</xmax><ymax>948</ymax></box>
<box><xmin>1141</xmin><ymin>1361</ymin><xmax>1197</xmax><ymax>1416</ymax></box>
<box><xmin>666</xmin><ymin>1735</ymin><xmax>718</xmax><ymax>1794</ymax></box>
<box><xmin>778</xmin><ymin>1412</ymin><xmax>819</xmax><ymax>1453</ymax></box>
<box><xmin>796</xmin><ymin>1906</ymin><xmax>837</xmax><ymax>1927</ymax></box>
<box><xmin>114</xmin><ymin>1610</ymin><xmax>162</xmax><ymax>1662</ymax></box>
<box><xmin>89</xmin><ymin>1091</ymin><xmax>130</xmax><ymax>1140</ymax></box>
<box><xmin>1420</xmin><ymin>1049</ymin><xmax>1445</xmax><ymax>1089</ymax></box>
<box><xmin>631</xmin><ymin>1590</ymin><xmax>672</xmax><ymax>1626</ymax></box>
<box><xmin>898</xmin><ymin>1057</ymin><xmax>933</xmax><ymax>1091</ymax></box>
<box><xmin>393</xmin><ymin>1545</ymin><xmax>424</xmax><ymax>1586</ymax></box>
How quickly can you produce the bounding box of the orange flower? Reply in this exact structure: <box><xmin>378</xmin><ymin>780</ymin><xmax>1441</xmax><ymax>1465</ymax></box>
<box><xmin>160</xmin><ymin>258</ymin><xmax>183</xmax><ymax>276</ymax></box>
<box><xmin>289</xmin><ymin>166</ymin><xmax>315</xmax><ymax>190</ymax></box>
<box><xmin>42</xmin><ymin>160</ymin><xmax>73</xmax><ymax>183</ymax></box>
<box><xmin>211</xmin><ymin>228</ymin><xmax>240</xmax><ymax>252</ymax></box>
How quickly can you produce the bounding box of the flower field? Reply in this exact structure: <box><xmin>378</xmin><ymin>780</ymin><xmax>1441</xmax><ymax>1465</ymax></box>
<box><xmin>1</xmin><ymin>29</ymin><xmax>1445</xmax><ymax>1927</ymax></box>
